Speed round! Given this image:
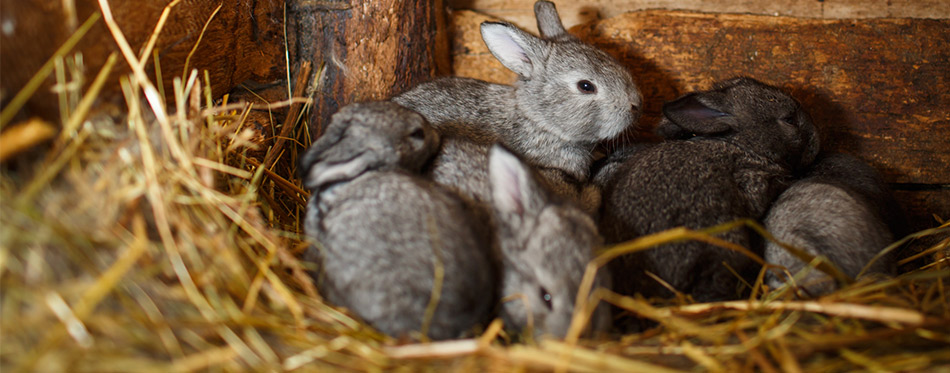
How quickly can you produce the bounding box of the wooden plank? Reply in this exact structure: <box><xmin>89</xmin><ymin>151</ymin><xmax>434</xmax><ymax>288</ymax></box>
<box><xmin>448</xmin><ymin>0</ymin><xmax>950</xmax><ymax>33</ymax></box>
<box><xmin>893</xmin><ymin>189</ymin><xmax>950</xmax><ymax>231</ymax></box>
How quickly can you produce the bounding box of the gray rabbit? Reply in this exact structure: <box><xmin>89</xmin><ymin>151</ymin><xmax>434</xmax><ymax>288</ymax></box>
<box><xmin>763</xmin><ymin>153</ymin><xmax>901</xmax><ymax>295</ymax></box>
<box><xmin>487</xmin><ymin>145</ymin><xmax>611</xmax><ymax>339</ymax></box>
<box><xmin>393</xmin><ymin>0</ymin><xmax>641</xmax><ymax>211</ymax></box>
<box><xmin>597</xmin><ymin>77</ymin><xmax>819</xmax><ymax>302</ymax></box>
<box><xmin>300</xmin><ymin>102</ymin><xmax>495</xmax><ymax>340</ymax></box>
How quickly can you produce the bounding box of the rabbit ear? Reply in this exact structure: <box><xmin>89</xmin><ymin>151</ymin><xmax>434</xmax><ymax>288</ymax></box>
<box><xmin>792</xmin><ymin>110</ymin><xmax>820</xmax><ymax>168</ymax></box>
<box><xmin>481</xmin><ymin>22</ymin><xmax>543</xmax><ymax>78</ymax></box>
<box><xmin>304</xmin><ymin>152</ymin><xmax>373</xmax><ymax>190</ymax></box>
<box><xmin>299</xmin><ymin>122</ymin><xmax>347</xmax><ymax>181</ymax></box>
<box><xmin>662</xmin><ymin>93</ymin><xmax>732</xmax><ymax>135</ymax></box>
<box><xmin>490</xmin><ymin>145</ymin><xmax>543</xmax><ymax>219</ymax></box>
<box><xmin>534</xmin><ymin>1</ymin><xmax>567</xmax><ymax>39</ymax></box>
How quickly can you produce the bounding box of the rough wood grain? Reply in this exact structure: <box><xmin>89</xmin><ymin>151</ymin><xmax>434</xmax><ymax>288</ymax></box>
<box><xmin>570</xmin><ymin>11</ymin><xmax>950</xmax><ymax>185</ymax></box>
<box><xmin>449</xmin><ymin>10</ymin><xmax>950</xmax><ymax>228</ymax></box>
<box><xmin>0</xmin><ymin>0</ymin><xmax>288</xmax><ymax>124</ymax></box>
<box><xmin>448</xmin><ymin>0</ymin><xmax>950</xmax><ymax>33</ymax></box>
<box><xmin>291</xmin><ymin>0</ymin><xmax>451</xmax><ymax>138</ymax></box>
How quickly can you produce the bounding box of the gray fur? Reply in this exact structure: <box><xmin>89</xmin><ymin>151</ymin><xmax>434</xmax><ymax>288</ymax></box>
<box><xmin>421</xmin><ymin>125</ymin><xmax>610</xmax><ymax>338</ymax></box>
<box><xmin>764</xmin><ymin>153</ymin><xmax>899</xmax><ymax>295</ymax></box>
<box><xmin>598</xmin><ymin>77</ymin><xmax>819</xmax><ymax>302</ymax></box>
<box><xmin>393</xmin><ymin>0</ymin><xmax>641</xmax><ymax>211</ymax></box>
<box><xmin>488</xmin><ymin>145</ymin><xmax>611</xmax><ymax>339</ymax></box>
<box><xmin>301</xmin><ymin>102</ymin><xmax>495</xmax><ymax>340</ymax></box>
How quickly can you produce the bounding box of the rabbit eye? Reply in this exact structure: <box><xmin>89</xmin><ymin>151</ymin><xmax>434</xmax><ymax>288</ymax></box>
<box><xmin>409</xmin><ymin>128</ymin><xmax>426</xmax><ymax>140</ymax></box>
<box><xmin>780</xmin><ymin>113</ymin><xmax>797</xmax><ymax>125</ymax></box>
<box><xmin>577</xmin><ymin>80</ymin><xmax>597</xmax><ymax>94</ymax></box>
<box><xmin>539</xmin><ymin>287</ymin><xmax>553</xmax><ymax>310</ymax></box>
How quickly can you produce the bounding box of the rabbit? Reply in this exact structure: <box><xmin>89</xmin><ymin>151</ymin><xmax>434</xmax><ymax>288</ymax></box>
<box><xmin>420</xmin><ymin>121</ymin><xmax>600</xmax><ymax>215</ymax></box>
<box><xmin>300</xmin><ymin>101</ymin><xmax>496</xmax><ymax>340</ymax></box>
<box><xmin>597</xmin><ymin>77</ymin><xmax>820</xmax><ymax>303</ymax></box>
<box><xmin>393</xmin><ymin>0</ymin><xmax>641</xmax><ymax>212</ymax></box>
<box><xmin>487</xmin><ymin>145</ymin><xmax>611</xmax><ymax>340</ymax></box>
<box><xmin>763</xmin><ymin>153</ymin><xmax>902</xmax><ymax>295</ymax></box>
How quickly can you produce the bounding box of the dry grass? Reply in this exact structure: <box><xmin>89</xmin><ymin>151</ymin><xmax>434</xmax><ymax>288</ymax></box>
<box><xmin>2</xmin><ymin>5</ymin><xmax>949</xmax><ymax>373</ymax></box>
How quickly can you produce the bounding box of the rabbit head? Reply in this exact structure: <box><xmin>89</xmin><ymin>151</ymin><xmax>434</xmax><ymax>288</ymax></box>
<box><xmin>656</xmin><ymin>77</ymin><xmax>819</xmax><ymax>171</ymax></box>
<box><xmin>300</xmin><ymin>102</ymin><xmax>440</xmax><ymax>190</ymax></box>
<box><xmin>480</xmin><ymin>1</ymin><xmax>641</xmax><ymax>144</ymax></box>
<box><xmin>489</xmin><ymin>145</ymin><xmax>609</xmax><ymax>339</ymax></box>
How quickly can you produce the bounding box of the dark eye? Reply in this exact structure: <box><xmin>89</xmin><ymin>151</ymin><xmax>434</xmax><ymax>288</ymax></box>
<box><xmin>577</xmin><ymin>80</ymin><xmax>597</xmax><ymax>94</ymax></box>
<box><xmin>539</xmin><ymin>287</ymin><xmax>553</xmax><ymax>310</ymax></box>
<box><xmin>409</xmin><ymin>128</ymin><xmax>425</xmax><ymax>140</ymax></box>
<box><xmin>781</xmin><ymin>112</ymin><xmax>797</xmax><ymax>124</ymax></box>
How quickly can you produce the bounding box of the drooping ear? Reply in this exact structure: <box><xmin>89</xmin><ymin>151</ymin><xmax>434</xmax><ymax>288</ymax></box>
<box><xmin>534</xmin><ymin>1</ymin><xmax>567</xmax><ymax>39</ymax></box>
<box><xmin>661</xmin><ymin>93</ymin><xmax>732</xmax><ymax>136</ymax></box>
<box><xmin>793</xmin><ymin>110</ymin><xmax>820</xmax><ymax>168</ymax></box>
<box><xmin>481</xmin><ymin>22</ymin><xmax>543</xmax><ymax>78</ymax></box>
<box><xmin>304</xmin><ymin>153</ymin><xmax>372</xmax><ymax>190</ymax></box>
<box><xmin>490</xmin><ymin>145</ymin><xmax>542</xmax><ymax>219</ymax></box>
<box><xmin>299</xmin><ymin>121</ymin><xmax>347</xmax><ymax>184</ymax></box>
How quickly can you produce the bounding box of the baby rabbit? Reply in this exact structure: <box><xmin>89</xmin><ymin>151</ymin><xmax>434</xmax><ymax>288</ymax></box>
<box><xmin>394</xmin><ymin>0</ymin><xmax>641</xmax><ymax>210</ymax></box>
<box><xmin>764</xmin><ymin>153</ymin><xmax>901</xmax><ymax>295</ymax></box>
<box><xmin>598</xmin><ymin>77</ymin><xmax>819</xmax><ymax>302</ymax></box>
<box><xmin>487</xmin><ymin>145</ymin><xmax>611</xmax><ymax>339</ymax></box>
<box><xmin>300</xmin><ymin>102</ymin><xmax>495</xmax><ymax>340</ymax></box>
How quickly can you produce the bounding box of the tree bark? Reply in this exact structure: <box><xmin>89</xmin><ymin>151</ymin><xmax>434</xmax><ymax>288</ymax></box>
<box><xmin>290</xmin><ymin>0</ymin><xmax>451</xmax><ymax>138</ymax></box>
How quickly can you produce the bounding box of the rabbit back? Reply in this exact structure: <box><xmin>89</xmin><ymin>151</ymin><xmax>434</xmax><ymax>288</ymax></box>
<box><xmin>764</xmin><ymin>153</ymin><xmax>898</xmax><ymax>295</ymax></box>
<box><xmin>307</xmin><ymin>171</ymin><xmax>495</xmax><ymax>340</ymax></box>
<box><xmin>600</xmin><ymin>140</ymin><xmax>784</xmax><ymax>301</ymax></box>
<box><xmin>427</xmin><ymin>133</ymin><xmax>602</xmax><ymax>214</ymax></box>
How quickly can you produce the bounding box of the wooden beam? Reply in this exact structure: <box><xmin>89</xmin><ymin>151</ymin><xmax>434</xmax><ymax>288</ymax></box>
<box><xmin>447</xmin><ymin>0</ymin><xmax>950</xmax><ymax>34</ymax></box>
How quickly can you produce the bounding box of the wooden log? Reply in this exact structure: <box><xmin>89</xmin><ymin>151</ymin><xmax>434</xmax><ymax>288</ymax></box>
<box><xmin>449</xmin><ymin>10</ymin><xmax>950</xmax><ymax>229</ymax></box>
<box><xmin>0</xmin><ymin>0</ymin><xmax>286</xmax><ymax>124</ymax></box>
<box><xmin>291</xmin><ymin>0</ymin><xmax>451</xmax><ymax>138</ymax></box>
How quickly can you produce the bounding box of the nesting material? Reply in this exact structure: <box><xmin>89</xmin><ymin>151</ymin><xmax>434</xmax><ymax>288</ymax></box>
<box><xmin>2</xmin><ymin>7</ymin><xmax>950</xmax><ymax>373</ymax></box>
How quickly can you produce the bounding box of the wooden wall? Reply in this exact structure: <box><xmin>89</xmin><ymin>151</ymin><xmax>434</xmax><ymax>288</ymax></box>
<box><xmin>447</xmin><ymin>8</ymin><xmax>950</xmax><ymax>231</ymax></box>
<box><xmin>0</xmin><ymin>0</ymin><xmax>286</xmax><ymax>120</ymax></box>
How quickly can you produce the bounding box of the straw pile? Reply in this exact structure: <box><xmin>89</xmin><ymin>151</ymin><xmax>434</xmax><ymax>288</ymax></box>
<box><xmin>2</xmin><ymin>7</ymin><xmax>949</xmax><ymax>373</ymax></box>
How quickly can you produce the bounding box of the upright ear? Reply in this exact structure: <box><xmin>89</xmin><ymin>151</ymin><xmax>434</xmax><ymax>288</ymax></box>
<box><xmin>534</xmin><ymin>1</ymin><xmax>567</xmax><ymax>39</ymax></box>
<box><xmin>661</xmin><ymin>93</ymin><xmax>732</xmax><ymax>136</ymax></box>
<box><xmin>481</xmin><ymin>22</ymin><xmax>543</xmax><ymax>78</ymax></box>
<box><xmin>490</xmin><ymin>145</ymin><xmax>544</xmax><ymax>219</ymax></box>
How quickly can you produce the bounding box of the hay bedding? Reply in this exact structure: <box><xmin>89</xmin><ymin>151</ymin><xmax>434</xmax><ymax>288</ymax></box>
<box><xmin>2</xmin><ymin>6</ymin><xmax>950</xmax><ymax>373</ymax></box>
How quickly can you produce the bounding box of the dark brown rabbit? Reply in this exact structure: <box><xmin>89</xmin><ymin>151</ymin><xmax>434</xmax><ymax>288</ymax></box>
<box><xmin>598</xmin><ymin>77</ymin><xmax>819</xmax><ymax>303</ymax></box>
